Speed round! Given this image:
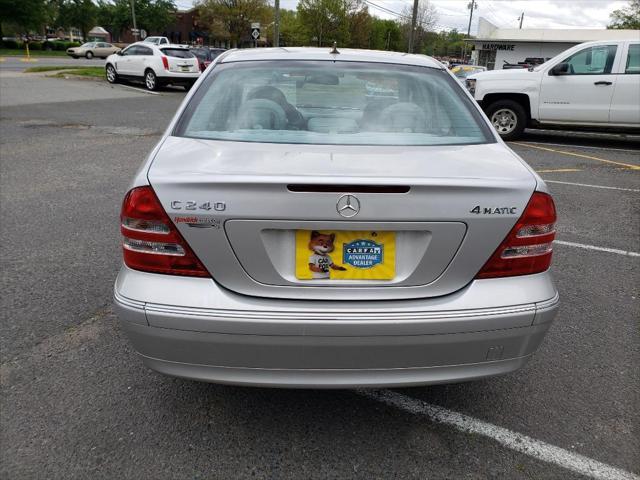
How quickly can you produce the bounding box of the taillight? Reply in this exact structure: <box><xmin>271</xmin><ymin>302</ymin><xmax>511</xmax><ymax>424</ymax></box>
<box><xmin>120</xmin><ymin>186</ymin><xmax>210</xmax><ymax>277</ymax></box>
<box><xmin>476</xmin><ymin>192</ymin><xmax>556</xmax><ymax>279</ymax></box>
<box><xmin>161</xmin><ymin>56</ymin><xmax>169</xmax><ymax>70</ymax></box>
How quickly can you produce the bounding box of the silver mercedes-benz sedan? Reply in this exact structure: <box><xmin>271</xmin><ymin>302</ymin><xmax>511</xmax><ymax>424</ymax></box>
<box><xmin>114</xmin><ymin>48</ymin><xmax>559</xmax><ymax>388</ymax></box>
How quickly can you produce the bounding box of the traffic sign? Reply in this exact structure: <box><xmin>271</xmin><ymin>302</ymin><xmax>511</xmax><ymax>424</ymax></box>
<box><xmin>251</xmin><ymin>22</ymin><xmax>260</xmax><ymax>29</ymax></box>
<box><xmin>140</xmin><ymin>29</ymin><xmax>147</xmax><ymax>39</ymax></box>
<box><xmin>251</xmin><ymin>28</ymin><xmax>260</xmax><ymax>40</ymax></box>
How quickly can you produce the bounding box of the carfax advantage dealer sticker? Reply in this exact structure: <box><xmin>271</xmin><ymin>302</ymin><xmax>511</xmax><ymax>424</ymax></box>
<box><xmin>295</xmin><ymin>230</ymin><xmax>396</xmax><ymax>280</ymax></box>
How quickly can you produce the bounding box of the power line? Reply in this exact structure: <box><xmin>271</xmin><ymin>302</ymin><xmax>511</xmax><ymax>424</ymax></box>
<box><xmin>484</xmin><ymin>1</ymin><xmax>513</xmax><ymax>27</ymax></box>
<box><xmin>364</xmin><ymin>0</ymin><xmax>443</xmax><ymax>30</ymax></box>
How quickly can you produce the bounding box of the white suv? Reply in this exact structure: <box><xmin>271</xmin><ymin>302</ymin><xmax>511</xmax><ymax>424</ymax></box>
<box><xmin>105</xmin><ymin>42</ymin><xmax>200</xmax><ymax>91</ymax></box>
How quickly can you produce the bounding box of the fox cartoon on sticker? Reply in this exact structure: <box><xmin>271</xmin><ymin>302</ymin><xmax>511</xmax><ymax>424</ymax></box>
<box><xmin>308</xmin><ymin>231</ymin><xmax>346</xmax><ymax>279</ymax></box>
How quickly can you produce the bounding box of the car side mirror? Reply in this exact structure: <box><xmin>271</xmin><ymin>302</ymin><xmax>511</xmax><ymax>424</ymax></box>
<box><xmin>550</xmin><ymin>62</ymin><xmax>569</xmax><ymax>75</ymax></box>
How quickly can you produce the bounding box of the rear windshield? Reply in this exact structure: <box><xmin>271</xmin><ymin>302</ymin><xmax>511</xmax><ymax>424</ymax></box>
<box><xmin>175</xmin><ymin>61</ymin><xmax>493</xmax><ymax>146</ymax></box>
<box><xmin>191</xmin><ymin>49</ymin><xmax>209</xmax><ymax>61</ymax></box>
<box><xmin>161</xmin><ymin>48</ymin><xmax>195</xmax><ymax>59</ymax></box>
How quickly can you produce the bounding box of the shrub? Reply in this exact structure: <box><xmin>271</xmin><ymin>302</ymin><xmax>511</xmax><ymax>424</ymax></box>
<box><xmin>2</xmin><ymin>39</ymin><xmax>22</xmax><ymax>49</ymax></box>
<box><xmin>53</xmin><ymin>41</ymin><xmax>81</xmax><ymax>51</ymax></box>
<box><xmin>28</xmin><ymin>41</ymin><xmax>43</xmax><ymax>50</ymax></box>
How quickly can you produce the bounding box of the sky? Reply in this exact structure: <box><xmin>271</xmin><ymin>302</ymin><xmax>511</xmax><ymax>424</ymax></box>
<box><xmin>174</xmin><ymin>0</ymin><xmax>630</xmax><ymax>34</ymax></box>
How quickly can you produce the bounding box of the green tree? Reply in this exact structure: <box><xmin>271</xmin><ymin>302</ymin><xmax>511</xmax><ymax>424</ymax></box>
<box><xmin>94</xmin><ymin>0</ymin><xmax>176</xmax><ymax>42</ymax></box>
<box><xmin>608</xmin><ymin>0</ymin><xmax>640</xmax><ymax>29</ymax></box>
<box><xmin>276</xmin><ymin>9</ymin><xmax>305</xmax><ymax>46</ymax></box>
<box><xmin>57</xmin><ymin>0</ymin><xmax>97</xmax><ymax>40</ymax></box>
<box><xmin>0</xmin><ymin>0</ymin><xmax>48</xmax><ymax>36</ymax></box>
<box><xmin>297</xmin><ymin>0</ymin><xmax>350</xmax><ymax>47</ymax></box>
<box><xmin>196</xmin><ymin>0</ymin><xmax>271</xmax><ymax>47</ymax></box>
<box><xmin>136</xmin><ymin>0</ymin><xmax>176</xmax><ymax>34</ymax></box>
<box><xmin>399</xmin><ymin>0</ymin><xmax>437</xmax><ymax>53</ymax></box>
<box><xmin>346</xmin><ymin>1</ymin><xmax>370</xmax><ymax>48</ymax></box>
<box><xmin>369</xmin><ymin>17</ymin><xmax>401</xmax><ymax>50</ymax></box>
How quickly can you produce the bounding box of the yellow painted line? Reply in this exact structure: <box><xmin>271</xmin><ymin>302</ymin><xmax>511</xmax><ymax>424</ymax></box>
<box><xmin>512</xmin><ymin>142</ymin><xmax>640</xmax><ymax>170</ymax></box>
<box><xmin>0</xmin><ymin>57</ymin><xmax>5</xmax><ymax>62</ymax></box>
<box><xmin>536</xmin><ymin>168</ymin><xmax>582</xmax><ymax>173</ymax></box>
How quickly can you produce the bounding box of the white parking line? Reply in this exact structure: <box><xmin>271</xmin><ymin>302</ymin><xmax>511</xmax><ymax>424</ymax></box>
<box><xmin>114</xmin><ymin>84</ymin><xmax>160</xmax><ymax>95</ymax></box>
<box><xmin>544</xmin><ymin>180</ymin><xmax>640</xmax><ymax>193</ymax></box>
<box><xmin>360</xmin><ymin>390</ymin><xmax>640</xmax><ymax>480</ymax></box>
<box><xmin>515</xmin><ymin>140</ymin><xmax>640</xmax><ymax>154</ymax></box>
<box><xmin>555</xmin><ymin>240</ymin><xmax>640</xmax><ymax>257</ymax></box>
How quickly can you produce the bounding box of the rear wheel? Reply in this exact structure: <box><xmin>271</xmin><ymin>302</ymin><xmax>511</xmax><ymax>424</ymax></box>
<box><xmin>486</xmin><ymin>100</ymin><xmax>526</xmax><ymax>141</ymax></box>
<box><xmin>144</xmin><ymin>69</ymin><xmax>158</xmax><ymax>91</ymax></box>
<box><xmin>105</xmin><ymin>64</ymin><xmax>118</xmax><ymax>84</ymax></box>
<box><xmin>85</xmin><ymin>51</ymin><xmax>94</xmax><ymax>59</ymax></box>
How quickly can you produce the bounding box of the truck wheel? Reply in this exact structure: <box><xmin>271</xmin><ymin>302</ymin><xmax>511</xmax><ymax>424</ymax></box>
<box><xmin>486</xmin><ymin>100</ymin><xmax>526</xmax><ymax>141</ymax></box>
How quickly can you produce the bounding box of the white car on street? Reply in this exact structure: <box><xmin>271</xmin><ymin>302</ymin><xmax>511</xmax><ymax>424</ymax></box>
<box><xmin>105</xmin><ymin>42</ymin><xmax>200</xmax><ymax>91</ymax></box>
<box><xmin>467</xmin><ymin>40</ymin><xmax>640</xmax><ymax>140</ymax></box>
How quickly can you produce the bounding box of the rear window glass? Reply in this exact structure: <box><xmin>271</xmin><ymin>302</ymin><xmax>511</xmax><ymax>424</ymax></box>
<box><xmin>626</xmin><ymin>44</ymin><xmax>640</xmax><ymax>74</ymax></box>
<box><xmin>176</xmin><ymin>61</ymin><xmax>492</xmax><ymax>146</ymax></box>
<box><xmin>161</xmin><ymin>48</ymin><xmax>195</xmax><ymax>59</ymax></box>
<box><xmin>191</xmin><ymin>49</ymin><xmax>209</xmax><ymax>61</ymax></box>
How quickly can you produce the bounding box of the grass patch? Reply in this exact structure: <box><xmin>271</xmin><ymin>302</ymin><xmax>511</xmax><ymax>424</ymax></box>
<box><xmin>24</xmin><ymin>65</ymin><xmax>88</xmax><ymax>73</ymax></box>
<box><xmin>52</xmin><ymin>67</ymin><xmax>104</xmax><ymax>78</ymax></box>
<box><xmin>0</xmin><ymin>48</ymin><xmax>68</xmax><ymax>57</ymax></box>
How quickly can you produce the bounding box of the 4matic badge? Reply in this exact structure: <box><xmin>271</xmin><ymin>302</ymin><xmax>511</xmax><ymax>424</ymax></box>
<box><xmin>470</xmin><ymin>205</ymin><xmax>517</xmax><ymax>215</ymax></box>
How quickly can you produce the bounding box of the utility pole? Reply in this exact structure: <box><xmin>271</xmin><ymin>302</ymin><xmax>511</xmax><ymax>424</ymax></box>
<box><xmin>131</xmin><ymin>0</ymin><xmax>138</xmax><ymax>41</ymax></box>
<box><xmin>408</xmin><ymin>0</ymin><xmax>419</xmax><ymax>53</ymax></box>
<box><xmin>518</xmin><ymin>12</ymin><xmax>524</xmax><ymax>29</ymax></box>
<box><xmin>274</xmin><ymin>0</ymin><xmax>280</xmax><ymax>47</ymax></box>
<box><xmin>463</xmin><ymin>0</ymin><xmax>477</xmax><ymax>62</ymax></box>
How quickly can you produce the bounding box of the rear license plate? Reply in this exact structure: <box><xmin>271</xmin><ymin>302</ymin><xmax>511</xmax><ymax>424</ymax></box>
<box><xmin>180</xmin><ymin>66</ymin><xmax>189</xmax><ymax>71</ymax></box>
<box><xmin>295</xmin><ymin>230</ymin><xmax>395</xmax><ymax>280</ymax></box>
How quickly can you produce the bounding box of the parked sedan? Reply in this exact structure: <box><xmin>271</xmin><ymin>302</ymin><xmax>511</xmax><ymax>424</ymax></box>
<box><xmin>67</xmin><ymin>42</ymin><xmax>120</xmax><ymax>59</ymax></box>
<box><xmin>114</xmin><ymin>48</ymin><xmax>559</xmax><ymax>388</ymax></box>
<box><xmin>105</xmin><ymin>42</ymin><xmax>200</xmax><ymax>91</ymax></box>
<box><xmin>451</xmin><ymin>65</ymin><xmax>487</xmax><ymax>83</ymax></box>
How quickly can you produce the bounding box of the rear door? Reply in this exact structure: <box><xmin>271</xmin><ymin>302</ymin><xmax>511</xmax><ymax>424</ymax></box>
<box><xmin>95</xmin><ymin>42</ymin><xmax>110</xmax><ymax>57</ymax></box>
<box><xmin>609</xmin><ymin>42</ymin><xmax>640</xmax><ymax>125</ymax></box>
<box><xmin>539</xmin><ymin>43</ymin><xmax>619</xmax><ymax>124</ymax></box>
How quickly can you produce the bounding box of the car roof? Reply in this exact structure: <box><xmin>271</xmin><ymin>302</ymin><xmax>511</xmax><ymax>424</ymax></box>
<box><xmin>130</xmin><ymin>42</ymin><xmax>189</xmax><ymax>50</ymax></box>
<box><xmin>219</xmin><ymin>47</ymin><xmax>444</xmax><ymax>68</ymax></box>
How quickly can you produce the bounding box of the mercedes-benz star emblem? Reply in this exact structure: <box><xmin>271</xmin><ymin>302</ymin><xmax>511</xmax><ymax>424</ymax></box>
<box><xmin>336</xmin><ymin>194</ymin><xmax>360</xmax><ymax>218</ymax></box>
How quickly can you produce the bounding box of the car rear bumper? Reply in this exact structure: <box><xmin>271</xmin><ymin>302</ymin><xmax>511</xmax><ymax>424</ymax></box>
<box><xmin>156</xmin><ymin>71</ymin><xmax>200</xmax><ymax>84</ymax></box>
<box><xmin>114</xmin><ymin>267</ymin><xmax>559</xmax><ymax>388</ymax></box>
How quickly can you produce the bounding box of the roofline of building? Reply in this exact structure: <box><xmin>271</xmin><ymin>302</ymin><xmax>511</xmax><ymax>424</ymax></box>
<box><xmin>466</xmin><ymin>38</ymin><xmax>591</xmax><ymax>44</ymax></box>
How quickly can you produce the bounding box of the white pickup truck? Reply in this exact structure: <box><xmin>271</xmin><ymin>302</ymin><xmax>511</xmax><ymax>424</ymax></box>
<box><xmin>466</xmin><ymin>40</ymin><xmax>640</xmax><ymax>140</ymax></box>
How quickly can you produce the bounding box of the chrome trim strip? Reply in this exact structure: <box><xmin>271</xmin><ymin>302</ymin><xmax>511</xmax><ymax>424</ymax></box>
<box><xmin>114</xmin><ymin>289</ymin><xmax>146</xmax><ymax>310</ymax></box>
<box><xmin>535</xmin><ymin>292</ymin><xmax>560</xmax><ymax>311</ymax></box>
<box><xmin>142</xmin><ymin>301</ymin><xmax>537</xmax><ymax>322</ymax></box>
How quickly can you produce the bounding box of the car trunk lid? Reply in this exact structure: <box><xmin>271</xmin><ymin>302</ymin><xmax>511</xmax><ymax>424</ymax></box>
<box><xmin>160</xmin><ymin>48</ymin><xmax>199</xmax><ymax>73</ymax></box>
<box><xmin>148</xmin><ymin>136</ymin><xmax>537</xmax><ymax>300</ymax></box>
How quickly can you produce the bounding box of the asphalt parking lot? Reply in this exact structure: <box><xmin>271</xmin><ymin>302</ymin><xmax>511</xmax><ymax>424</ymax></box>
<box><xmin>1</xmin><ymin>71</ymin><xmax>638</xmax><ymax>479</ymax></box>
